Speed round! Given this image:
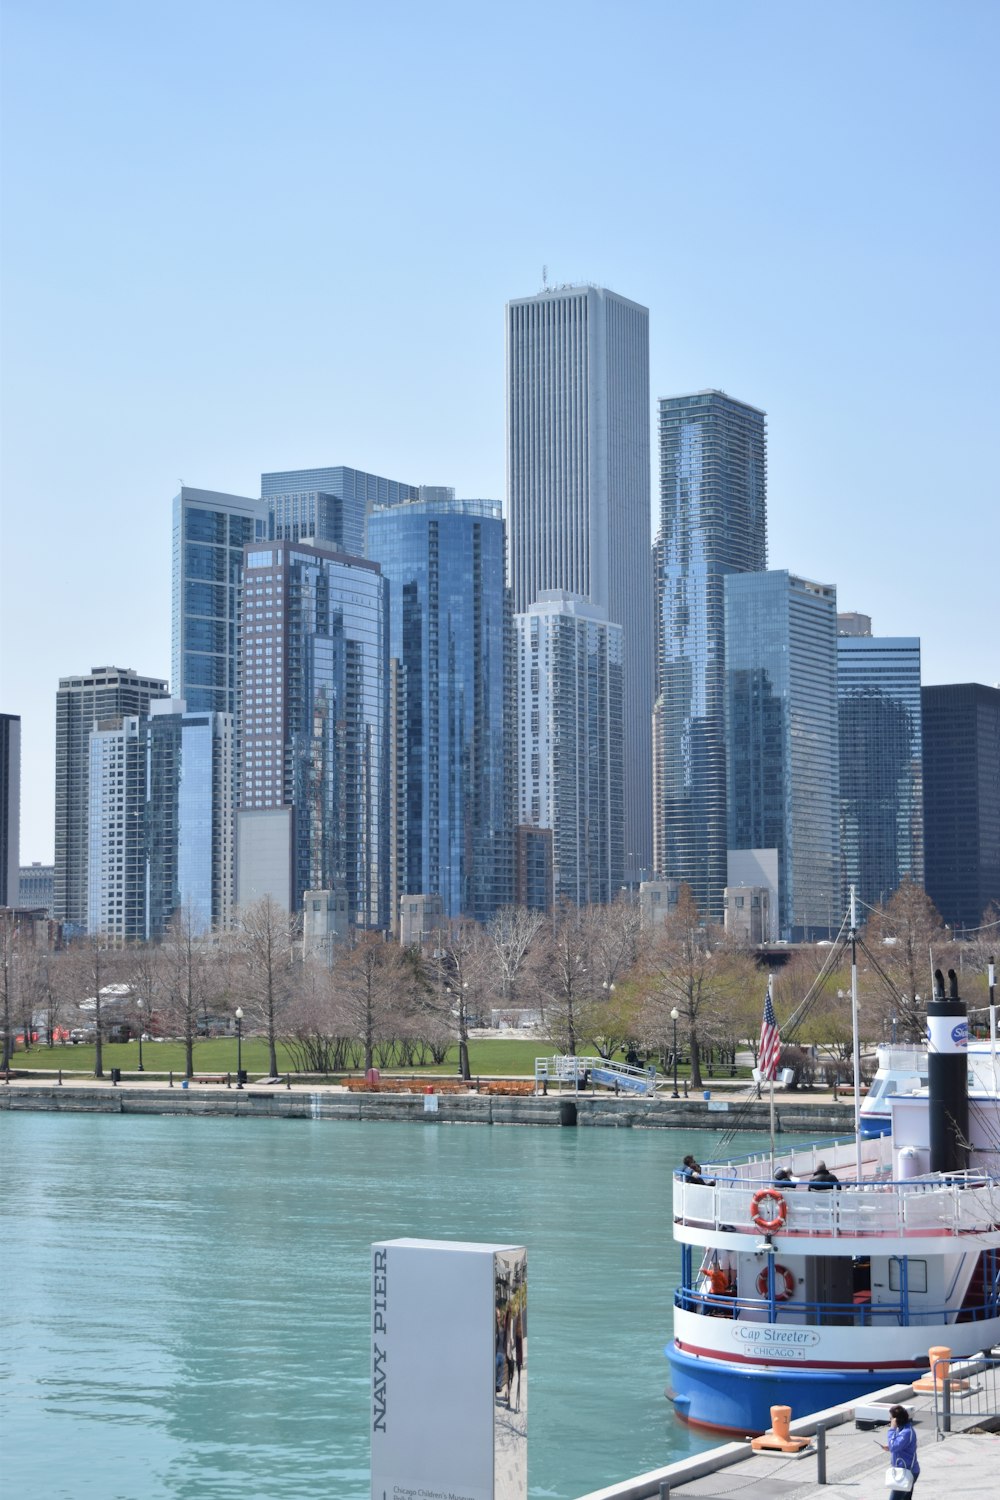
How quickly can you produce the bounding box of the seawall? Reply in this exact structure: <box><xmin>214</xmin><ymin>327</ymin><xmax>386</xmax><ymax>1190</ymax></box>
<box><xmin>0</xmin><ymin>1082</ymin><xmax>855</xmax><ymax>1133</ymax></box>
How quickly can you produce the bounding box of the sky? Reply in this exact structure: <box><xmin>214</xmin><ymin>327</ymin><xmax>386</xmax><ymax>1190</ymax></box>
<box><xmin>1</xmin><ymin>0</ymin><xmax>998</xmax><ymax>864</ymax></box>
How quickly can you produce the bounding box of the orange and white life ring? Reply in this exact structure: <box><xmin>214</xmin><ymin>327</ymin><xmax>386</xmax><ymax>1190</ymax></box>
<box><xmin>756</xmin><ymin>1263</ymin><xmax>795</xmax><ymax>1300</ymax></box>
<box><xmin>750</xmin><ymin>1187</ymin><xmax>787</xmax><ymax>1231</ymax></box>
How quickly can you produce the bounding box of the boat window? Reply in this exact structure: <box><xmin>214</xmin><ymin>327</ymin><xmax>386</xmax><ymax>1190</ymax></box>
<box><xmin>889</xmin><ymin>1259</ymin><xmax>927</xmax><ymax>1293</ymax></box>
<box><xmin>867</xmin><ymin>1079</ymin><xmax>884</xmax><ymax>1100</ymax></box>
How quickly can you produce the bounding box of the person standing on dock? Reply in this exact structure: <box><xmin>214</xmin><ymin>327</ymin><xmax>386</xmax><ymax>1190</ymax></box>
<box><xmin>881</xmin><ymin>1404</ymin><xmax>919</xmax><ymax>1498</ymax></box>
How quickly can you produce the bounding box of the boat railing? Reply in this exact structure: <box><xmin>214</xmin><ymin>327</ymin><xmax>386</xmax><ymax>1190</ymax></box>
<box><xmin>674</xmin><ymin>1286</ymin><xmax>1000</xmax><ymax>1327</ymax></box>
<box><xmin>674</xmin><ymin>1171</ymin><xmax>1000</xmax><ymax>1238</ymax></box>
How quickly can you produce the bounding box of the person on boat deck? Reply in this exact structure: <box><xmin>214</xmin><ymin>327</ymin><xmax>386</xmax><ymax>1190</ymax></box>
<box><xmin>772</xmin><ymin>1166</ymin><xmax>798</xmax><ymax>1188</ymax></box>
<box><xmin>881</xmin><ymin>1404</ymin><xmax>919</xmax><ymax>1499</ymax></box>
<box><xmin>698</xmin><ymin>1254</ymin><xmax>734</xmax><ymax>1313</ymax></box>
<box><xmin>807</xmin><ymin>1160</ymin><xmax>840</xmax><ymax>1190</ymax></box>
<box><xmin>681</xmin><ymin>1155</ymin><xmax>715</xmax><ymax>1186</ymax></box>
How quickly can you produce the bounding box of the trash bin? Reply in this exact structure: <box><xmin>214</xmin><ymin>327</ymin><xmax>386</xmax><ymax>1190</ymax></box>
<box><xmin>110</xmin><ymin>1067</ymin><xmax>122</xmax><ymax>1084</ymax></box>
<box><xmin>237</xmin><ymin>1069</ymin><xmax>248</xmax><ymax>1085</ymax></box>
<box><xmin>703</xmin><ymin>1089</ymin><xmax>711</xmax><ymax>1101</ymax></box>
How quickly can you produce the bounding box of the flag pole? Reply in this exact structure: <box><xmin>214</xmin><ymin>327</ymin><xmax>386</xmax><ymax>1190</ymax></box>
<box><xmin>768</xmin><ymin>972</ymin><xmax>776</xmax><ymax>1173</ymax></box>
<box><xmin>850</xmin><ymin>885</ymin><xmax>862</xmax><ymax>1184</ymax></box>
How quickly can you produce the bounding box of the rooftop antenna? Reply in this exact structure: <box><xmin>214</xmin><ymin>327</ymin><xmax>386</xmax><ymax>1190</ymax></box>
<box><xmin>542</xmin><ymin>264</ymin><xmax>548</xmax><ymax>290</ymax></box>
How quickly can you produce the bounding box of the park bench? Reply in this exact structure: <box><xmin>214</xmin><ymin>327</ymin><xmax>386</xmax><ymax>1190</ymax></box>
<box><xmin>192</xmin><ymin>1074</ymin><xmax>228</xmax><ymax>1085</ymax></box>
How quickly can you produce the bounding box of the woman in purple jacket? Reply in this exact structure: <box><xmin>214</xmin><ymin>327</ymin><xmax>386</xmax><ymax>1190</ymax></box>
<box><xmin>882</xmin><ymin>1404</ymin><xmax>920</xmax><ymax>1497</ymax></box>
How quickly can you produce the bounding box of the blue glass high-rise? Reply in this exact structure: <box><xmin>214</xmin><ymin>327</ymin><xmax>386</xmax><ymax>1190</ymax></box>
<box><xmin>837</xmin><ymin>629</ymin><xmax>923</xmax><ymax>911</ymax></box>
<box><xmin>368</xmin><ymin>497</ymin><xmax>513</xmax><ymax>923</ymax></box>
<box><xmin>725</xmin><ymin>571</ymin><xmax>840</xmax><ymax>940</ymax></box>
<box><xmin>654</xmin><ymin>391</ymin><xmax>767</xmax><ymax>922</ymax></box>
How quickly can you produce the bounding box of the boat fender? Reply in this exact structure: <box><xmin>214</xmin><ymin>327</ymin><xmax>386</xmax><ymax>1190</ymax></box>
<box><xmin>750</xmin><ymin>1187</ymin><xmax>787</xmax><ymax>1231</ymax></box>
<box><xmin>756</xmin><ymin>1263</ymin><xmax>795</xmax><ymax>1300</ymax></box>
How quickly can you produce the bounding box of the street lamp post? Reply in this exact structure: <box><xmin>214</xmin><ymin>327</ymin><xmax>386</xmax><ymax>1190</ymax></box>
<box><xmin>136</xmin><ymin>997</ymin><xmax>144</xmax><ymax>1073</ymax></box>
<box><xmin>670</xmin><ymin>1007</ymin><xmax>680</xmax><ymax>1098</ymax></box>
<box><xmin>235</xmin><ymin>1006</ymin><xmax>244</xmax><ymax>1088</ymax></box>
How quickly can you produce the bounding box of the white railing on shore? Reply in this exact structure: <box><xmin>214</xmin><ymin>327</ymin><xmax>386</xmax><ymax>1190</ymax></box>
<box><xmin>534</xmin><ymin>1055</ymin><xmax>657</xmax><ymax>1096</ymax></box>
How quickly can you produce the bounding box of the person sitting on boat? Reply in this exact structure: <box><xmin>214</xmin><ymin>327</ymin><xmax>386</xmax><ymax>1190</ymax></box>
<box><xmin>807</xmin><ymin>1160</ymin><xmax>840</xmax><ymax>1190</ymax></box>
<box><xmin>772</xmin><ymin>1166</ymin><xmax>798</xmax><ymax>1188</ymax></box>
<box><xmin>681</xmin><ymin>1154</ymin><xmax>715</xmax><ymax>1186</ymax></box>
<box><xmin>880</xmin><ymin>1404</ymin><xmax>919</xmax><ymax>1498</ymax></box>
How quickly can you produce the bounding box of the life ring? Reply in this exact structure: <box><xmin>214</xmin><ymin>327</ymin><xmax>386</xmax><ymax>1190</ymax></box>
<box><xmin>756</xmin><ymin>1263</ymin><xmax>795</xmax><ymax>1300</ymax></box>
<box><xmin>750</xmin><ymin>1187</ymin><xmax>787</xmax><ymax>1231</ymax></box>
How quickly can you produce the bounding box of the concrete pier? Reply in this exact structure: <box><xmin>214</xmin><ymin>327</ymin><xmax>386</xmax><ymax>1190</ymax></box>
<box><xmin>0</xmin><ymin>1077</ymin><xmax>855</xmax><ymax>1133</ymax></box>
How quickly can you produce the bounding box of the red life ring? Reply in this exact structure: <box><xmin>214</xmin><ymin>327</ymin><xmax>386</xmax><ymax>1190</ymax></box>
<box><xmin>750</xmin><ymin>1187</ymin><xmax>787</xmax><ymax>1231</ymax></box>
<box><xmin>756</xmin><ymin>1263</ymin><xmax>795</xmax><ymax>1300</ymax></box>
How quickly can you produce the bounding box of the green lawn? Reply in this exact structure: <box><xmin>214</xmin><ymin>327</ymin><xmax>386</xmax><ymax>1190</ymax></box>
<box><xmin>7</xmin><ymin>1035</ymin><xmax>748</xmax><ymax>1082</ymax></box>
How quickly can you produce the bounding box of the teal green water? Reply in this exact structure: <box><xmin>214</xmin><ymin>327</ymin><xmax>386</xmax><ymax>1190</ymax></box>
<box><xmin>1</xmin><ymin>1114</ymin><xmax>773</xmax><ymax>1499</ymax></box>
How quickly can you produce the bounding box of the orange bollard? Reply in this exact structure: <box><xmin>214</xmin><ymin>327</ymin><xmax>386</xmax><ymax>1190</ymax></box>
<box><xmin>912</xmin><ymin>1344</ymin><xmax>968</xmax><ymax>1392</ymax></box>
<box><xmin>750</xmin><ymin>1404</ymin><xmax>812</xmax><ymax>1453</ymax></box>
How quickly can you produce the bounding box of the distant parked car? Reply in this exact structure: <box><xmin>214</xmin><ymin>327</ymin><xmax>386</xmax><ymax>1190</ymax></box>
<box><xmin>70</xmin><ymin>1028</ymin><xmax>96</xmax><ymax>1045</ymax></box>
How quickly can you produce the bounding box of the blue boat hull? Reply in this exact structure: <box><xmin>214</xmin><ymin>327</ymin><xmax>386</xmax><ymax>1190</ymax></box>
<box><xmin>665</xmin><ymin>1342</ymin><xmax>913</xmax><ymax>1434</ymax></box>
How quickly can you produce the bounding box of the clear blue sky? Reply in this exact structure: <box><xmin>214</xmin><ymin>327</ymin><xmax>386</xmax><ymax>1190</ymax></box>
<box><xmin>2</xmin><ymin>0</ymin><xmax>997</xmax><ymax>862</ymax></box>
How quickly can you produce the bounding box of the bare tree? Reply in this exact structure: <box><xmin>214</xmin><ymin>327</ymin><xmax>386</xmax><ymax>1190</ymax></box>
<box><xmin>863</xmin><ymin>878</ymin><xmax>950</xmax><ymax>1039</ymax></box>
<box><xmin>484</xmin><ymin>906</ymin><xmax>545</xmax><ymax>1014</ymax></box>
<box><xmin>424</xmin><ymin>919</ymin><xmax>490</xmax><ymax>1080</ymax></box>
<box><xmin>0</xmin><ymin>914</ymin><xmax>17</xmax><ymax>1069</ymax></box>
<box><xmin>535</xmin><ymin>904</ymin><xmax>594</xmax><ymax>1057</ymax></box>
<box><xmin>162</xmin><ymin>911</ymin><xmax>221</xmax><ymax>1078</ymax></box>
<box><xmin>333</xmin><ymin>931</ymin><xmax>413</xmax><ymax>1073</ymax></box>
<box><xmin>638</xmin><ymin>885</ymin><xmax>721</xmax><ymax>1089</ymax></box>
<box><xmin>234</xmin><ymin>898</ymin><xmax>299</xmax><ymax>1077</ymax></box>
<box><xmin>64</xmin><ymin>931</ymin><xmax>123</xmax><ymax>1078</ymax></box>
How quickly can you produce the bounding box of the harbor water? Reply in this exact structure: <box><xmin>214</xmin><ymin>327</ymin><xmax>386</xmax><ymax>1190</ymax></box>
<box><xmin>2</xmin><ymin>1113</ymin><xmax>775</xmax><ymax>1498</ymax></box>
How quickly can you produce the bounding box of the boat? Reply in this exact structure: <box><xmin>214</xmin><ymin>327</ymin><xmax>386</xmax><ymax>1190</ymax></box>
<box><xmin>665</xmin><ymin>965</ymin><xmax>1000</xmax><ymax>1435</ymax></box>
<box><xmin>861</xmin><ymin>1038</ymin><xmax>1000</xmax><ymax>1138</ymax></box>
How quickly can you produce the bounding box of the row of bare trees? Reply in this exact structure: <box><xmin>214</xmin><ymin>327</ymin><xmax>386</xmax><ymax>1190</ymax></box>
<box><xmin>3</xmin><ymin>881</ymin><xmax>997</xmax><ymax>1081</ymax></box>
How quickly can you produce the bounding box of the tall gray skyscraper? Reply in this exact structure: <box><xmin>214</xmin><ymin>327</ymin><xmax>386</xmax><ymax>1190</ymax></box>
<box><xmin>725</xmin><ymin>571</ymin><xmax>839</xmax><ymax>940</ymax></box>
<box><xmin>837</xmin><ymin>623</ymin><xmax>923</xmax><ymax>911</ymax></box>
<box><xmin>654</xmin><ymin>390</ymin><xmax>768</xmax><ymax>921</ymax></box>
<box><xmin>506</xmin><ymin>284</ymin><xmax>652</xmax><ymax>883</ymax></box>
<box><xmin>0</xmin><ymin>714</ymin><xmax>20</xmax><ymax>906</ymax></box>
<box><xmin>55</xmin><ymin>667</ymin><xmax>168</xmax><ymax>930</ymax></box>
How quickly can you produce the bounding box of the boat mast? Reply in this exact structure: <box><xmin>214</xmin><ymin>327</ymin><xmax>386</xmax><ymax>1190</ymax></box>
<box><xmin>850</xmin><ymin>885</ymin><xmax>862</xmax><ymax>1182</ymax></box>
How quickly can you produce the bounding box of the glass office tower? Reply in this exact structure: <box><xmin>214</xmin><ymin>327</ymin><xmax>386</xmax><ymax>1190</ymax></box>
<box><xmin>922</xmin><ymin>683</ymin><xmax>1000</xmax><ymax>929</ymax></box>
<box><xmin>506</xmin><ymin>285</ymin><xmax>652</xmax><ymax>883</ymax></box>
<box><xmin>368</xmin><ymin>497</ymin><xmax>513</xmax><ymax>922</ymax></box>
<box><xmin>654</xmin><ymin>391</ymin><xmax>768</xmax><ymax>922</ymax></box>
<box><xmin>515</xmin><ymin>593</ymin><xmax>623</xmax><ymax>906</ymax></box>
<box><xmin>725</xmin><ymin>571</ymin><xmax>839</xmax><ymax>940</ymax></box>
<box><xmin>0</xmin><ymin>713</ymin><xmax>20</xmax><ymax>907</ymax></box>
<box><xmin>837</xmin><ymin>630</ymin><xmax>923</xmax><ymax>910</ymax></box>
<box><xmin>236</xmin><ymin>541</ymin><xmax>389</xmax><ymax>928</ymax></box>
<box><xmin>261</xmin><ymin>466</ymin><xmax>417</xmax><ymax>560</ymax></box>
<box><xmin>172</xmin><ymin>486</ymin><xmax>266</xmax><ymax>716</ymax></box>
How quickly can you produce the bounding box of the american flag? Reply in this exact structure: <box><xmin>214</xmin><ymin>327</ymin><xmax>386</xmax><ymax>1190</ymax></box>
<box><xmin>758</xmin><ymin>983</ymin><xmax>781</xmax><ymax>1082</ymax></box>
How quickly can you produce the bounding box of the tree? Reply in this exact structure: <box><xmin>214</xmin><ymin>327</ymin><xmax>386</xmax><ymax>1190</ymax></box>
<box><xmin>234</xmin><ymin>898</ymin><xmax>299</xmax><ymax>1077</ymax></box>
<box><xmin>0</xmin><ymin>914</ymin><xmax>17</xmax><ymax>1069</ymax></box>
<box><xmin>484</xmin><ymin>906</ymin><xmax>545</xmax><ymax>1013</ymax></box>
<box><xmin>162</xmin><ymin>911</ymin><xmax>220</xmax><ymax>1078</ymax></box>
<box><xmin>332</xmin><ymin>931</ymin><xmax>412</xmax><ymax>1073</ymax></box>
<box><xmin>576</xmin><ymin>899</ymin><xmax>644</xmax><ymax>1059</ymax></box>
<box><xmin>862</xmin><ymin>878</ymin><xmax>950</xmax><ymax>1039</ymax></box>
<box><xmin>65</xmin><ymin>931</ymin><xmax>123</xmax><ymax>1078</ymax></box>
<box><xmin>534</xmin><ymin>904</ymin><xmax>594</xmax><ymax>1057</ymax></box>
<box><xmin>637</xmin><ymin>885</ymin><xmax>722</xmax><ymax>1089</ymax></box>
<box><xmin>424</xmin><ymin>919</ymin><xmax>490</xmax><ymax>1080</ymax></box>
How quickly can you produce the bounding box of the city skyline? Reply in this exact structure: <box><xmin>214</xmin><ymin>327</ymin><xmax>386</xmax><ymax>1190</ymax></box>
<box><xmin>2</xmin><ymin>4</ymin><xmax>998</xmax><ymax>860</ymax></box>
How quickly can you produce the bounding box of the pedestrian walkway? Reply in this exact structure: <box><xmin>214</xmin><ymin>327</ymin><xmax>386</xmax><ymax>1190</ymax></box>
<box><xmin>578</xmin><ymin>1383</ymin><xmax>1000</xmax><ymax>1500</ymax></box>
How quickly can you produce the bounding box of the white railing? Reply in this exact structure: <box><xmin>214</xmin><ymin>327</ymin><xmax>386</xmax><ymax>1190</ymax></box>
<box><xmin>674</xmin><ymin>1161</ymin><xmax>1000</xmax><ymax>1241</ymax></box>
<box><xmin>534</xmin><ymin>1055</ymin><xmax>657</xmax><ymax>1096</ymax></box>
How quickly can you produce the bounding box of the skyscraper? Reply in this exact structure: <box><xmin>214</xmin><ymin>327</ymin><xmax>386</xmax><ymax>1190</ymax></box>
<box><xmin>506</xmin><ymin>285</ymin><xmax>652</xmax><ymax>882</ymax></box>
<box><xmin>235</xmin><ymin>540</ymin><xmax>390</xmax><ymax>928</ymax></box>
<box><xmin>725</xmin><ymin>571</ymin><xmax>839</xmax><ymax>940</ymax></box>
<box><xmin>837</xmin><ymin>625</ymin><xmax>923</xmax><ymax>910</ymax></box>
<box><xmin>55</xmin><ymin>666</ymin><xmax>168</xmax><ymax>930</ymax></box>
<box><xmin>368</xmin><ymin>496</ymin><xmax>513</xmax><ymax>922</ymax></box>
<box><xmin>0</xmin><ymin>714</ymin><xmax>21</xmax><ymax>907</ymax></box>
<box><xmin>654</xmin><ymin>390</ymin><xmax>768</xmax><ymax>921</ymax></box>
<box><xmin>261</xmin><ymin>466</ymin><xmax>417</xmax><ymax>559</ymax></box>
<box><xmin>87</xmin><ymin>701</ymin><xmax>234</xmax><ymax>941</ymax></box>
<box><xmin>144</xmin><ymin>700</ymin><xmax>235</xmax><ymax>937</ymax></box>
<box><xmin>515</xmin><ymin>592</ymin><xmax>624</xmax><ymax>906</ymax></box>
<box><xmin>172</xmin><ymin>486</ymin><xmax>266</xmax><ymax>717</ymax></box>
<box><xmin>922</xmin><ymin>683</ymin><xmax>1000</xmax><ymax>929</ymax></box>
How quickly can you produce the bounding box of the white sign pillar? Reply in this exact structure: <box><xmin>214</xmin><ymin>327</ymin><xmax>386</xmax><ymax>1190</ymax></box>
<box><xmin>371</xmin><ymin>1238</ymin><xmax>527</xmax><ymax>1500</ymax></box>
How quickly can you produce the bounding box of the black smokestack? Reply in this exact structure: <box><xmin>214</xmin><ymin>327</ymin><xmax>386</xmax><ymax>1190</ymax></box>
<box><xmin>927</xmin><ymin>968</ymin><xmax>969</xmax><ymax>1174</ymax></box>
